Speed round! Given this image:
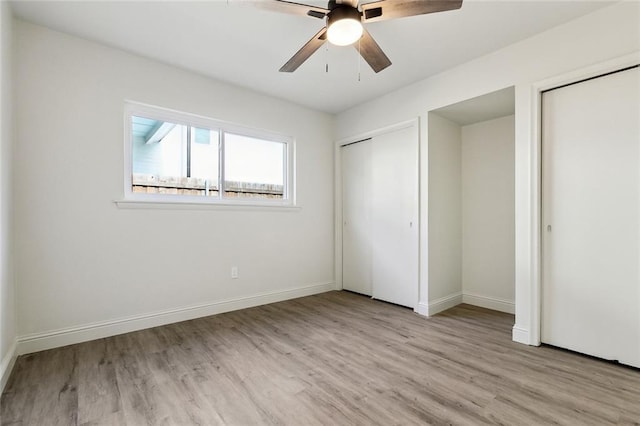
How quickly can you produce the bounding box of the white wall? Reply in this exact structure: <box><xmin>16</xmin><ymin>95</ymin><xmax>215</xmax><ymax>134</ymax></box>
<box><xmin>335</xmin><ymin>2</ymin><xmax>640</xmax><ymax>344</ymax></box>
<box><xmin>13</xmin><ymin>20</ymin><xmax>335</xmax><ymax>354</ymax></box>
<box><xmin>427</xmin><ymin>113</ymin><xmax>462</xmax><ymax>309</ymax></box>
<box><xmin>462</xmin><ymin>115</ymin><xmax>515</xmax><ymax>312</ymax></box>
<box><xmin>0</xmin><ymin>0</ymin><xmax>17</xmax><ymax>390</ymax></box>
<box><xmin>335</xmin><ymin>3</ymin><xmax>640</xmax><ymax>139</ymax></box>
<box><xmin>427</xmin><ymin>113</ymin><xmax>515</xmax><ymax>315</ymax></box>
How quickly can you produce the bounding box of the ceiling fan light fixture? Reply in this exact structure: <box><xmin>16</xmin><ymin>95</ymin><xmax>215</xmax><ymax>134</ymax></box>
<box><xmin>326</xmin><ymin>7</ymin><xmax>363</xmax><ymax>46</ymax></box>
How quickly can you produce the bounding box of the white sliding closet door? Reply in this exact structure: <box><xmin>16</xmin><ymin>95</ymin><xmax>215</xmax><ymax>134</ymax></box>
<box><xmin>371</xmin><ymin>127</ymin><xmax>419</xmax><ymax>308</ymax></box>
<box><xmin>541</xmin><ymin>67</ymin><xmax>640</xmax><ymax>368</ymax></box>
<box><xmin>342</xmin><ymin>140</ymin><xmax>373</xmax><ymax>296</ymax></box>
<box><xmin>341</xmin><ymin>124</ymin><xmax>419</xmax><ymax>308</ymax></box>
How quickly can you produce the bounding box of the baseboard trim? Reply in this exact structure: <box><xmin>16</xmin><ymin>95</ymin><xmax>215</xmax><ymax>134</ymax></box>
<box><xmin>16</xmin><ymin>282</ymin><xmax>334</xmax><ymax>356</ymax></box>
<box><xmin>415</xmin><ymin>302</ymin><xmax>429</xmax><ymax>317</ymax></box>
<box><xmin>512</xmin><ymin>325</ymin><xmax>530</xmax><ymax>345</ymax></box>
<box><xmin>1</xmin><ymin>339</ymin><xmax>17</xmax><ymax>393</ymax></box>
<box><xmin>428</xmin><ymin>292</ymin><xmax>463</xmax><ymax>316</ymax></box>
<box><xmin>462</xmin><ymin>293</ymin><xmax>515</xmax><ymax>314</ymax></box>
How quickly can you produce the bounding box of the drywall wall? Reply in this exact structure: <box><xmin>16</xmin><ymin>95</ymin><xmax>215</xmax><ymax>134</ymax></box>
<box><xmin>13</xmin><ymin>20</ymin><xmax>335</xmax><ymax>353</ymax></box>
<box><xmin>462</xmin><ymin>115</ymin><xmax>515</xmax><ymax>312</ymax></box>
<box><xmin>0</xmin><ymin>1</ymin><xmax>16</xmax><ymax>390</ymax></box>
<box><xmin>335</xmin><ymin>3</ymin><xmax>640</xmax><ymax>138</ymax></box>
<box><xmin>427</xmin><ymin>113</ymin><xmax>515</xmax><ymax>315</ymax></box>
<box><xmin>427</xmin><ymin>113</ymin><xmax>462</xmax><ymax>310</ymax></box>
<box><xmin>335</xmin><ymin>2</ymin><xmax>640</xmax><ymax>343</ymax></box>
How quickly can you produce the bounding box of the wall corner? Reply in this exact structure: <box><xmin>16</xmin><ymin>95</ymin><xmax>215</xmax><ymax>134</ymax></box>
<box><xmin>0</xmin><ymin>338</ymin><xmax>17</xmax><ymax>393</ymax></box>
<box><xmin>415</xmin><ymin>301</ymin><xmax>429</xmax><ymax>317</ymax></box>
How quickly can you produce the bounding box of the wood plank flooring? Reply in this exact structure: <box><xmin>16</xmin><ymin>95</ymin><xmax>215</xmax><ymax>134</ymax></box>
<box><xmin>2</xmin><ymin>291</ymin><xmax>639</xmax><ymax>425</ymax></box>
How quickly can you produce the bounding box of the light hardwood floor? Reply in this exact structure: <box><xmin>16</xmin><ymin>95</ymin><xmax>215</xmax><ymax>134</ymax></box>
<box><xmin>2</xmin><ymin>291</ymin><xmax>639</xmax><ymax>425</ymax></box>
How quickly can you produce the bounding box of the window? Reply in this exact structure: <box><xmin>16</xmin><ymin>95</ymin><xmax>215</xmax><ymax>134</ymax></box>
<box><xmin>125</xmin><ymin>103</ymin><xmax>294</xmax><ymax>205</ymax></box>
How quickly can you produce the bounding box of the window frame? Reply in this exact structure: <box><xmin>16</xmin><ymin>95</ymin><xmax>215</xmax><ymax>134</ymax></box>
<box><xmin>123</xmin><ymin>101</ymin><xmax>296</xmax><ymax>207</ymax></box>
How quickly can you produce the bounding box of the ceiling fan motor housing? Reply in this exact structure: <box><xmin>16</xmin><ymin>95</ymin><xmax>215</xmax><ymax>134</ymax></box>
<box><xmin>327</xmin><ymin>5</ymin><xmax>362</xmax><ymax>27</ymax></box>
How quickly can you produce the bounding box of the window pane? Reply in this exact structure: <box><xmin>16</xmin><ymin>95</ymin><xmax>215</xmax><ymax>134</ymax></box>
<box><xmin>190</xmin><ymin>127</ymin><xmax>219</xmax><ymax>196</ymax></box>
<box><xmin>127</xmin><ymin>107</ymin><xmax>293</xmax><ymax>205</ymax></box>
<box><xmin>131</xmin><ymin>115</ymin><xmax>219</xmax><ymax>196</ymax></box>
<box><xmin>224</xmin><ymin>133</ymin><xmax>285</xmax><ymax>199</ymax></box>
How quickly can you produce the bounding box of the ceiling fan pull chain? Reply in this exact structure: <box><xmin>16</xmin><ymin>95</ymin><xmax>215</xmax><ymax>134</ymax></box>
<box><xmin>325</xmin><ymin>41</ymin><xmax>329</xmax><ymax>73</ymax></box>
<box><xmin>358</xmin><ymin>37</ymin><xmax>361</xmax><ymax>82</ymax></box>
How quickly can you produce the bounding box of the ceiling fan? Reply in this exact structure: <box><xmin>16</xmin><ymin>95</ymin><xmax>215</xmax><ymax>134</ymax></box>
<box><xmin>266</xmin><ymin>0</ymin><xmax>463</xmax><ymax>73</ymax></box>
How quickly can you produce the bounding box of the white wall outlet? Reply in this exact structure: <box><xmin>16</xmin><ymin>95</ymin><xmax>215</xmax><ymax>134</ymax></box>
<box><xmin>231</xmin><ymin>266</ymin><xmax>239</xmax><ymax>279</ymax></box>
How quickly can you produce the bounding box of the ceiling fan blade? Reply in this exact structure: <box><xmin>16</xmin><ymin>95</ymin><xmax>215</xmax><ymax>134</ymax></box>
<box><xmin>280</xmin><ymin>27</ymin><xmax>328</xmax><ymax>72</ymax></box>
<box><xmin>356</xmin><ymin>29</ymin><xmax>392</xmax><ymax>73</ymax></box>
<box><xmin>258</xmin><ymin>0</ymin><xmax>329</xmax><ymax>19</ymax></box>
<box><xmin>361</xmin><ymin>0</ymin><xmax>462</xmax><ymax>23</ymax></box>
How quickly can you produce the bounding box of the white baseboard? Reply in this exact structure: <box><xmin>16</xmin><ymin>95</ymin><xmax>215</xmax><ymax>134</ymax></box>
<box><xmin>415</xmin><ymin>302</ymin><xmax>429</xmax><ymax>317</ymax></box>
<box><xmin>428</xmin><ymin>292</ymin><xmax>463</xmax><ymax>316</ymax></box>
<box><xmin>426</xmin><ymin>292</ymin><xmax>515</xmax><ymax>317</ymax></box>
<box><xmin>16</xmin><ymin>282</ymin><xmax>334</xmax><ymax>356</ymax></box>
<box><xmin>462</xmin><ymin>293</ymin><xmax>515</xmax><ymax>314</ymax></box>
<box><xmin>1</xmin><ymin>339</ymin><xmax>17</xmax><ymax>393</ymax></box>
<box><xmin>512</xmin><ymin>325</ymin><xmax>530</xmax><ymax>345</ymax></box>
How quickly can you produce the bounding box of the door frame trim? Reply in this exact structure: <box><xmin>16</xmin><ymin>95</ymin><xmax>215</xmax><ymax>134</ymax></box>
<box><xmin>516</xmin><ymin>51</ymin><xmax>640</xmax><ymax>346</ymax></box>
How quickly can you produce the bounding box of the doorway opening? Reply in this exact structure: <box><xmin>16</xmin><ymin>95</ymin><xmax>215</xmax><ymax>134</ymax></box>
<box><xmin>426</xmin><ymin>87</ymin><xmax>516</xmax><ymax>319</ymax></box>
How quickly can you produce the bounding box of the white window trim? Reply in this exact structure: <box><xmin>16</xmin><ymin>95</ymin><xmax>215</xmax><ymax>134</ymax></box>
<box><xmin>118</xmin><ymin>101</ymin><xmax>297</xmax><ymax>208</ymax></box>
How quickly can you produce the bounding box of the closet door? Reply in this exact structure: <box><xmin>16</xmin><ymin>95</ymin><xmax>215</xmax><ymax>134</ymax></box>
<box><xmin>342</xmin><ymin>140</ymin><xmax>373</xmax><ymax>296</ymax></box>
<box><xmin>541</xmin><ymin>67</ymin><xmax>639</xmax><ymax>367</ymax></box>
<box><xmin>371</xmin><ymin>126</ymin><xmax>419</xmax><ymax>308</ymax></box>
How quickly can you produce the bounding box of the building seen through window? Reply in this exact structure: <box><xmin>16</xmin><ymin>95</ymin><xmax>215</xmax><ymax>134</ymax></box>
<box><xmin>131</xmin><ymin>115</ymin><xmax>286</xmax><ymax>200</ymax></box>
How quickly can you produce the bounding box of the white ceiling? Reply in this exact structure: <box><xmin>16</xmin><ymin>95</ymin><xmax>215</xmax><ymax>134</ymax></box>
<box><xmin>432</xmin><ymin>86</ymin><xmax>515</xmax><ymax>126</ymax></box>
<box><xmin>10</xmin><ymin>0</ymin><xmax>615</xmax><ymax>113</ymax></box>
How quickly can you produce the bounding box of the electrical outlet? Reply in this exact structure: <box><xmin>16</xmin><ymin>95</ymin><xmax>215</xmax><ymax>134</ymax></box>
<box><xmin>231</xmin><ymin>266</ymin><xmax>239</xmax><ymax>279</ymax></box>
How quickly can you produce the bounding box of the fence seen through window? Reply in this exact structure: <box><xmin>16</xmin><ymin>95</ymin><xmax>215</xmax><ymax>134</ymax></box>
<box><xmin>131</xmin><ymin>115</ymin><xmax>287</xmax><ymax>201</ymax></box>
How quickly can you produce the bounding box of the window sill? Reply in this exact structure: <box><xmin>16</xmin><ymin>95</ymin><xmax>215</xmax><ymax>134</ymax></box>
<box><xmin>114</xmin><ymin>198</ymin><xmax>300</xmax><ymax>211</ymax></box>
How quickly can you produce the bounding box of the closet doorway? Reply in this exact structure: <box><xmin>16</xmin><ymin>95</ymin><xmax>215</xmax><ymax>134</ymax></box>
<box><xmin>427</xmin><ymin>87</ymin><xmax>516</xmax><ymax>316</ymax></box>
<box><xmin>341</xmin><ymin>123</ymin><xmax>419</xmax><ymax>308</ymax></box>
